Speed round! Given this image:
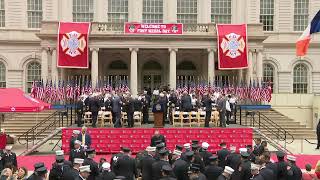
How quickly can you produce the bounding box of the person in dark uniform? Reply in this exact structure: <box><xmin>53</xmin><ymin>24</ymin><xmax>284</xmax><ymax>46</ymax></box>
<box><xmin>217</xmin><ymin>94</ymin><xmax>227</xmax><ymax>127</ymax></box>
<box><xmin>142</xmin><ymin>92</ymin><xmax>150</xmax><ymax>124</ymax></box>
<box><xmin>70</xmin><ymin>130</ymin><xmax>80</xmax><ymax>150</ymax></box>
<box><xmin>275</xmin><ymin>151</ymin><xmax>289</xmax><ymax>180</ymax></box>
<box><xmin>173</xmin><ymin>151</ymin><xmax>193</xmax><ymax>180</ymax></box>
<box><xmin>69</xmin><ymin>140</ymin><xmax>86</xmax><ymax>163</ymax></box>
<box><xmin>83</xmin><ymin>149</ymin><xmax>99</xmax><ymax>180</ymax></box>
<box><xmin>140</xmin><ymin>146</ymin><xmax>156</xmax><ymax>180</ymax></box>
<box><xmin>76</xmin><ymin>165</ymin><xmax>91</xmax><ymax>180</ymax></box>
<box><xmin>104</xmin><ymin>94</ymin><xmax>112</xmax><ymax>111</ymax></box>
<box><xmin>316</xmin><ymin>120</ymin><xmax>320</xmax><ymax>149</ymax></box>
<box><xmin>188</xmin><ymin>164</ymin><xmax>207</xmax><ymax>180</ymax></box>
<box><xmin>111</xmin><ymin>93</ymin><xmax>122</xmax><ymax>128</ymax></box>
<box><xmin>169</xmin><ymin>146</ymin><xmax>183</xmax><ymax>165</ymax></box>
<box><xmin>34</xmin><ymin>166</ymin><xmax>48</xmax><ymax>180</ymax></box>
<box><xmin>26</xmin><ymin>162</ymin><xmax>45</xmax><ymax>180</ymax></box>
<box><xmin>258</xmin><ymin>151</ymin><xmax>277</xmax><ymax>180</ymax></box>
<box><xmin>180</xmin><ymin>91</ymin><xmax>192</xmax><ymax>112</ymax></box>
<box><xmin>152</xmin><ymin>149</ymin><xmax>171</xmax><ymax>180</ymax></box>
<box><xmin>168</xmin><ymin>90</ymin><xmax>178</xmax><ymax>124</ymax></box>
<box><xmin>125</xmin><ymin>93</ymin><xmax>135</xmax><ymax>128</ymax></box>
<box><xmin>202</xmin><ymin>93</ymin><xmax>214</xmax><ymax>127</ymax></box>
<box><xmin>63</xmin><ymin>158</ymin><xmax>83</xmax><ymax>180</ymax></box>
<box><xmin>192</xmin><ymin>144</ymin><xmax>205</xmax><ymax>173</ymax></box>
<box><xmin>226</xmin><ymin>146</ymin><xmax>241</xmax><ymax>171</ymax></box>
<box><xmin>217</xmin><ymin>142</ymin><xmax>230</xmax><ymax>168</ymax></box>
<box><xmin>110</xmin><ymin>148</ymin><xmax>124</xmax><ymax>173</ymax></box>
<box><xmin>151</xmin><ymin>130</ymin><xmax>166</xmax><ymax>147</ymax></box>
<box><xmin>199</xmin><ymin>142</ymin><xmax>212</xmax><ymax>166</ymax></box>
<box><xmin>76</xmin><ymin>98</ymin><xmax>84</xmax><ymax>127</ymax></box>
<box><xmin>217</xmin><ymin>166</ymin><xmax>234</xmax><ymax>180</ymax></box>
<box><xmin>239</xmin><ymin>151</ymin><xmax>252</xmax><ymax>180</ymax></box>
<box><xmin>96</xmin><ymin>162</ymin><xmax>116</xmax><ymax>180</ymax></box>
<box><xmin>255</xmin><ymin>153</ymin><xmax>274</xmax><ymax>180</ymax></box>
<box><xmin>1</xmin><ymin>146</ymin><xmax>17</xmax><ymax>170</ymax></box>
<box><xmin>287</xmin><ymin>155</ymin><xmax>302</xmax><ymax>180</ymax></box>
<box><xmin>180</xmin><ymin>143</ymin><xmax>191</xmax><ymax>161</ymax></box>
<box><xmin>88</xmin><ymin>95</ymin><xmax>101</xmax><ymax>127</ymax></box>
<box><xmin>113</xmin><ymin>147</ymin><xmax>137</xmax><ymax>180</ymax></box>
<box><xmin>49</xmin><ymin>150</ymin><xmax>72</xmax><ymax>180</ymax></box>
<box><xmin>77</xmin><ymin>126</ymin><xmax>92</xmax><ymax>149</ymax></box>
<box><xmin>160</xmin><ymin>165</ymin><xmax>176</xmax><ymax>180</ymax></box>
<box><xmin>204</xmin><ymin>156</ymin><xmax>223</xmax><ymax>180</ymax></box>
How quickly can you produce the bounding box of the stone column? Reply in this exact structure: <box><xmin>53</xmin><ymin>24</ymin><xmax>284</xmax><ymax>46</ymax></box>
<box><xmin>169</xmin><ymin>48</ymin><xmax>177</xmax><ymax>90</ymax></box>
<box><xmin>257</xmin><ymin>49</ymin><xmax>263</xmax><ymax>86</ymax></box>
<box><xmin>207</xmin><ymin>48</ymin><xmax>215</xmax><ymax>85</ymax></box>
<box><xmin>91</xmin><ymin>48</ymin><xmax>99</xmax><ymax>88</ymax></box>
<box><xmin>238</xmin><ymin>69</ymin><xmax>243</xmax><ymax>85</ymax></box>
<box><xmin>130</xmin><ymin>48</ymin><xmax>138</xmax><ymax>95</ymax></box>
<box><xmin>41</xmin><ymin>48</ymin><xmax>49</xmax><ymax>82</ymax></box>
<box><xmin>51</xmin><ymin>48</ymin><xmax>58</xmax><ymax>81</ymax></box>
<box><xmin>246</xmin><ymin>50</ymin><xmax>253</xmax><ymax>85</ymax></box>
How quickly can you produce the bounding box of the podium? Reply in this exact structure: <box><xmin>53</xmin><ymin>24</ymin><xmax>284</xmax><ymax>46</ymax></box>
<box><xmin>152</xmin><ymin>103</ymin><xmax>164</xmax><ymax>128</ymax></box>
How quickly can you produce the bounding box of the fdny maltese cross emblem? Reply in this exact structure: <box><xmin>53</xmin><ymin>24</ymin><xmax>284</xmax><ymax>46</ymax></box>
<box><xmin>220</xmin><ymin>33</ymin><xmax>246</xmax><ymax>58</ymax></box>
<box><xmin>60</xmin><ymin>31</ymin><xmax>87</xmax><ymax>57</ymax></box>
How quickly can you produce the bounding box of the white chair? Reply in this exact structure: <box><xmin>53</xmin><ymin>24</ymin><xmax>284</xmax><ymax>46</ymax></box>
<box><xmin>83</xmin><ymin>112</ymin><xmax>92</xmax><ymax>127</ymax></box>
<box><xmin>102</xmin><ymin>111</ymin><xmax>113</xmax><ymax>127</ymax></box>
<box><xmin>133</xmin><ymin>111</ymin><xmax>143</xmax><ymax>126</ymax></box>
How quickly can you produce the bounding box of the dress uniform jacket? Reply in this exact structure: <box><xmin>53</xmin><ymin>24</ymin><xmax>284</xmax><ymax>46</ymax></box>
<box><xmin>257</xmin><ymin>166</ymin><xmax>274</xmax><ymax>180</ymax></box>
<box><xmin>152</xmin><ymin>160</ymin><xmax>171</xmax><ymax>180</ymax></box>
<box><xmin>69</xmin><ymin>148</ymin><xmax>86</xmax><ymax>163</ymax></box>
<box><xmin>276</xmin><ymin>160</ymin><xmax>289</xmax><ymax>180</ymax></box>
<box><xmin>62</xmin><ymin>168</ymin><xmax>79</xmax><ymax>180</ymax></box>
<box><xmin>172</xmin><ymin>158</ymin><xmax>189</xmax><ymax>180</ymax></box>
<box><xmin>217</xmin><ymin>148</ymin><xmax>230</xmax><ymax>168</ymax></box>
<box><xmin>217</xmin><ymin>174</ymin><xmax>227</xmax><ymax>180</ymax></box>
<box><xmin>114</xmin><ymin>154</ymin><xmax>137</xmax><ymax>180</ymax></box>
<box><xmin>180</xmin><ymin>95</ymin><xmax>192</xmax><ymax>112</ymax></box>
<box><xmin>83</xmin><ymin>158</ymin><xmax>99</xmax><ymax>180</ymax></box>
<box><xmin>96</xmin><ymin>171</ymin><xmax>116</xmax><ymax>180</ymax></box>
<box><xmin>204</xmin><ymin>164</ymin><xmax>223</xmax><ymax>180</ymax></box>
<box><xmin>226</xmin><ymin>153</ymin><xmax>241</xmax><ymax>171</ymax></box>
<box><xmin>151</xmin><ymin>134</ymin><xmax>166</xmax><ymax>147</ymax></box>
<box><xmin>287</xmin><ymin>164</ymin><xmax>302</xmax><ymax>180</ymax></box>
<box><xmin>197</xmin><ymin>173</ymin><xmax>207</xmax><ymax>180</ymax></box>
<box><xmin>239</xmin><ymin>159</ymin><xmax>252</xmax><ymax>180</ymax></box>
<box><xmin>48</xmin><ymin>161</ymin><xmax>72</xmax><ymax>180</ymax></box>
<box><xmin>265</xmin><ymin>162</ymin><xmax>278</xmax><ymax>180</ymax></box>
<box><xmin>159</xmin><ymin>176</ymin><xmax>177</xmax><ymax>180</ymax></box>
<box><xmin>69</xmin><ymin>136</ymin><xmax>77</xmax><ymax>150</ymax></box>
<box><xmin>199</xmin><ymin>149</ymin><xmax>212</xmax><ymax>166</ymax></box>
<box><xmin>110</xmin><ymin>152</ymin><xmax>124</xmax><ymax>173</ymax></box>
<box><xmin>193</xmin><ymin>153</ymin><xmax>205</xmax><ymax>173</ymax></box>
<box><xmin>1</xmin><ymin>152</ymin><xmax>17</xmax><ymax>168</ymax></box>
<box><xmin>140</xmin><ymin>154</ymin><xmax>156</xmax><ymax>180</ymax></box>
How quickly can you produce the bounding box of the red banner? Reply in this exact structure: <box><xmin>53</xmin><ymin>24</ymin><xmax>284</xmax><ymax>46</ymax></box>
<box><xmin>125</xmin><ymin>23</ymin><xmax>183</xmax><ymax>35</ymax></box>
<box><xmin>216</xmin><ymin>24</ymin><xmax>248</xmax><ymax>69</ymax></box>
<box><xmin>57</xmin><ymin>22</ymin><xmax>91</xmax><ymax>69</ymax></box>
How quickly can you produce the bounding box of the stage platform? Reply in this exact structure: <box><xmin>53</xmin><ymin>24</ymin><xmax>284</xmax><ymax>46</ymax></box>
<box><xmin>62</xmin><ymin>127</ymin><xmax>253</xmax><ymax>154</ymax></box>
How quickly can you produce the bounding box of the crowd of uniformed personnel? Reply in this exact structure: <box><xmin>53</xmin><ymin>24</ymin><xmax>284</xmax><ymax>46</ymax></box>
<box><xmin>76</xmin><ymin>89</ymin><xmax>237</xmax><ymax>128</ymax></box>
<box><xmin>0</xmin><ymin>131</ymin><xmax>303</xmax><ymax>180</ymax></box>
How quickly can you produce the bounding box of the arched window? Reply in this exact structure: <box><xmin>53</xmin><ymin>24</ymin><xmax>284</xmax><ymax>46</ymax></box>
<box><xmin>143</xmin><ymin>61</ymin><xmax>162</xmax><ymax>70</ymax></box>
<box><xmin>263</xmin><ymin>63</ymin><xmax>274</xmax><ymax>91</ymax></box>
<box><xmin>26</xmin><ymin>61</ymin><xmax>41</xmax><ymax>93</ymax></box>
<box><xmin>177</xmin><ymin>61</ymin><xmax>196</xmax><ymax>70</ymax></box>
<box><xmin>0</xmin><ymin>61</ymin><xmax>6</xmax><ymax>88</ymax></box>
<box><xmin>108</xmin><ymin>60</ymin><xmax>128</xmax><ymax>70</ymax></box>
<box><xmin>293</xmin><ymin>63</ymin><xmax>308</xmax><ymax>93</ymax></box>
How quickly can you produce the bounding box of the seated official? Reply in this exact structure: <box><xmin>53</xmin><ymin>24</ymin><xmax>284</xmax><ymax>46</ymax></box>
<box><xmin>151</xmin><ymin>130</ymin><xmax>166</xmax><ymax>147</ymax></box>
<box><xmin>77</xmin><ymin>126</ymin><xmax>91</xmax><ymax>149</ymax></box>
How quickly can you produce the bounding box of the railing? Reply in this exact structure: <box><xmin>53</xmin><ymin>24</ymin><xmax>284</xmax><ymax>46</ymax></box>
<box><xmin>18</xmin><ymin>107</ymin><xmax>75</xmax><ymax>149</ymax></box>
<box><xmin>94</xmin><ymin>22</ymin><xmax>216</xmax><ymax>34</ymax></box>
<box><xmin>236</xmin><ymin>106</ymin><xmax>294</xmax><ymax>148</ymax></box>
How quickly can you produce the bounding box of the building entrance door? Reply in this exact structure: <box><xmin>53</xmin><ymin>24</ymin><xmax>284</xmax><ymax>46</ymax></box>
<box><xmin>143</xmin><ymin>74</ymin><xmax>162</xmax><ymax>91</ymax></box>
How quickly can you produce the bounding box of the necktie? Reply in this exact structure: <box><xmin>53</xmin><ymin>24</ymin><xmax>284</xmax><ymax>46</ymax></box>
<box><xmin>82</xmin><ymin>134</ymin><xmax>85</xmax><ymax>145</ymax></box>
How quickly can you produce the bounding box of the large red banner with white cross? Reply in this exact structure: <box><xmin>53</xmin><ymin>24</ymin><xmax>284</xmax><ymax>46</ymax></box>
<box><xmin>216</xmin><ymin>24</ymin><xmax>248</xmax><ymax>70</ymax></box>
<box><xmin>57</xmin><ymin>22</ymin><xmax>91</xmax><ymax>69</ymax></box>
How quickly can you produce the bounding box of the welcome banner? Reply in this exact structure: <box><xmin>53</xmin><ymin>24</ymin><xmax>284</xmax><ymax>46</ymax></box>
<box><xmin>57</xmin><ymin>22</ymin><xmax>91</xmax><ymax>68</ymax></box>
<box><xmin>216</xmin><ymin>24</ymin><xmax>248</xmax><ymax>69</ymax></box>
<box><xmin>125</xmin><ymin>23</ymin><xmax>183</xmax><ymax>35</ymax></box>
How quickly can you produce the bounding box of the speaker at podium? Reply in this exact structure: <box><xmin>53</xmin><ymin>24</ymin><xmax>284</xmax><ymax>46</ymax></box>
<box><xmin>152</xmin><ymin>103</ymin><xmax>164</xmax><ymax>128</ymax></box>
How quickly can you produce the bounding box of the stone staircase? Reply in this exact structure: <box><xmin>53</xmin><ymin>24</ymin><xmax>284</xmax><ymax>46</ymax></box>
<box><xmin>1</xmin><ymin>110</ymin><xmax>76</xmax><ymax>140</ymax></box>
<box><xmin>237</xmin><ymin>108</ymin><xmax>316</xmax><ymax>140</ymax></box>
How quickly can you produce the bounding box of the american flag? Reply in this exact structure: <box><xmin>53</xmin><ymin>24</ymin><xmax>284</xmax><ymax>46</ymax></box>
<box><xmin>30</xmin><ymin>80</ymin><xmax>36</xmax><ymax>97</ymax></box>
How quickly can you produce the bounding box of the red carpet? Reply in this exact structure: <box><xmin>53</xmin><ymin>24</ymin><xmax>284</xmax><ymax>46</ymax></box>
<box><xmin>18</xmin><ymin>154</ymin><xmax>320</xmax><ymax>171</ymax></box>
